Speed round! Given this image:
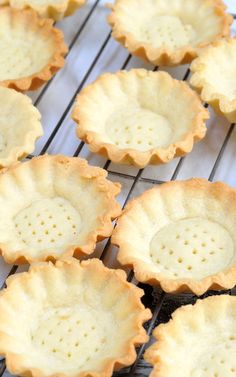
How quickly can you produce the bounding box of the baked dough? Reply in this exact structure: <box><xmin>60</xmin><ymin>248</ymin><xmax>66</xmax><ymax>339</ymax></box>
<box><xmin>0</xmin><ymin>87</ymin><xmax>43</xmax><ymax>167</ymax></box>
<box><xmin>0</xmin><ymin>7</ymin><xmax>67</xmax><ymax>91</ymax></box>
<box><xmin>190</xmin><ymin>38</ymin><xmax>236</xmax><ymax>123</ymax></box>
<box><xmin>0</xmin><ymin>155</ymin><xmax>121</xmax><ymax>264</ymax></box>
<box><xmin>112</xmin><ymin>179</ymin><xmax>236</xmax><ymax>295</ymax></box>
<box><xmin>108</xmin><ymin>0</ymin><xmax>232</xmax><ymax>66</ymax></box>
<box><xmin>72</xmin><ymin>69</ymin><xmax>209</xmax><ymax>167</ymax></box>
<box><xmin>0</xmin><ymin>0</ymin><xmax>86</xmax><ymax>21</ymax></box>
<box><xmin>145</xmin><ymin>295</ymin><xmax>236</xmax><ymax>377</ymax></box>
<box><xmin>0</xmin><ymin>258</ymin><xmax>151</xmax><ymax>377</ymax></box>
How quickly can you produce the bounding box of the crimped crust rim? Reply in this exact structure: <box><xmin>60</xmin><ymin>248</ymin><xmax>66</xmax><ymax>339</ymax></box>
<box><xmin>5</xmin><ymin>0</ymin><xmax>86</xmax><ymax>21</ymax></box>
<box><xmin>112</xmin><ymin>178</ymin><xmax>236</xmax><ymax>295</ymax></box>
<box><xmin>0</xmin><ymin>154</ymin><xmax>121</xmax><ymax>264</ymax></box>
<box><xmin>190</xmin><ymin>37</ymin><xmax>236</xmax><ymax>119</ymax></box>
<box><xmin>0</xmin><ymin>7</ymin><xmax>67</xmax><ymax>91</ymax></box>
<box><xmin>72</xmin><ymin>69</ymin><xmax>209</xmax><ymax>168</ymax></box>
<box><xmin>0</xmin><ymin>88</ymin><xmax>43</xmax><ymax>167</ymax></box>
<box><xmin>107</xmin><ymin>0</ymin><xmax>232</xmax><ymax>66</ymax></box>
<box><xmin>0</xmin><ymin>258</ymin><xmax>151</xmax><ymax>377</ymax></box>
<box><xmin>144</xmin><ymin>294</ymin><xmax>236</xmax><ymax>377</ymax></box>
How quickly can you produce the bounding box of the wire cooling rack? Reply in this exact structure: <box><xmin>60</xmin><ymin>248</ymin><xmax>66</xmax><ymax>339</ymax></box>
<box><xmin>1</xmin><ymin>1</ymin><xmax>236</xmax><ymax>376</ymax></box>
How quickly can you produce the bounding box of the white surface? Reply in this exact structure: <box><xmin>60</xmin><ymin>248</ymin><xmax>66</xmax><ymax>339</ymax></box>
<box><xmin>1</xmin><ymin>0</ymin><xmax>236</xmax><ymax>375</ymax></box>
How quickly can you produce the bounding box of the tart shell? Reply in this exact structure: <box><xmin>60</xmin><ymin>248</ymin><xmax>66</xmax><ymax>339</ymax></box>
<box><xmin>108</xmin><ymin>0</ymin><xmax>232</xmax><ymax>66</ymax></box>
<box><xmin>144</xmin><ymin>295</ymin><xmax>236</xmax><ymax>377</ymax></box>
<box><xmin>72</xmin><ymin>69</ymin><xmax>209</xmax><ymax>168</ymax></box>
<box><xmin>0</xmin><ymin>258</ymin><xmax>152</xmax><ymax>377</ymax></box>
<box><xmin>0</xmin><ymin>87</ymin><xmax>43</xmax><ymax>167</ymax></box>
<box><xmin>0</xmin><ymin>155</ymin><xmax>121</xmax><ymax>264</ymax></box>
<box><xmin>0</xmin><ymin>7</ymin><xmax>67</xmax><ymax>91</ymax></box>
<box><xmin>112</xmin><ymin>179</ymin><xmax>236</xmax><ymax>295</ymax></box>
<box><xmin>0</xmin><ymin>0</ymin><xmax>86</xmax><ymax>21</ymax></box>
<box><xmin>190</xmin><ymin>38</ymin><xmax>236</xmax><ymax>123</ymax></box>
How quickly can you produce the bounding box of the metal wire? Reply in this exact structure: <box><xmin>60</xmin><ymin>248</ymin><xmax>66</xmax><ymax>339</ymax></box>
<box><xmin>39</xmin><ymin>31</ymin><xmax>112</xmax><ymax>155</ymax></box>
<box><xmin>0</xmin><ymin>5</ymin><xmax>235</xmax><ymax>377</ymax></box>
<box><xmin>209</xmin><ymin>123</ymin><xmax>235</xmax><ymax>182</ymax></box>
<box><xmin>34</xmin><ymin>0</ymin><xmax>101</xmax><ymax>107</ymax></box>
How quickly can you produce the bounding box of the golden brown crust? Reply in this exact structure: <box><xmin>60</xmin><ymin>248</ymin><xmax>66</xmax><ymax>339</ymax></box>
<box><xmin>144</xmin><ymin>295</ymin><xmax>236</xmax><ymax>377</ymax></box>
<box><xmin>108</xmin><ymin>0</ymin><xmax>232</xmax><ymax>66</ymax></box>
<box><xmin>0</xmin><ymin>258</ymin><xmax>152</xmax><ymax>377</ymax></box>
<box><xmin>0</xmin><ymin>155</ymin><xmax>121</xmax><ymax>264</ymax></box>
<box><xmin>190</xmin><ymin>37</ymin><xmax>236</xmax><ymax>123</ymax></box>
<box><xmin>72</xmin><ymin>69</ymin><xmax>209</xmax><ymax>168</ymax></box>
<box><xmin>0</xmin><ymin>87</ymin><xmax>43</xmax><ymax>167</ymax></box>
<box><xmin>0</xmin><ymin>7</ymin><xmax>67</xmax><ymax>91</ymax></box>
<box><xmin>2</xmin><ymin>0</ymin><xmax>86</xmax><ymax>21</ymax></box>
<box><xmin>112</xmin><ymin>178</ymin><xmax>236</xmax><ymax>295</ymax></box>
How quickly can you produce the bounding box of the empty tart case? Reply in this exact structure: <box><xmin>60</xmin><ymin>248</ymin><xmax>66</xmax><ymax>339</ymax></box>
<box><xmin>0</xmin><ymin>154</ymin><xmax>121</xmax><ymax>264</ymax></box>
<box><xmin>0</xmin><ymin>87</ymin><xmax>43</xmax><ymax>167</ymax></box>
<box><xmin>190</xmin><ymin>37</ymin><xmax>236</xmax><ymax>123</ymax></box>
<box><xmin>0</xmin><ymin>258</ymin><xmax>152</xmax><ymax>377</ymax></box>
<box><xmin>112</xmin><ymin>179</ymin><xmax>236</xmax><ymax>295</ymax></box>
<box><xmin>0</xmin><ymin>7</ymin><xmax>67</xmax><ymax>91</ymax></box>
<box><xmin>144</xmin><ymin>295</ymin><xmax>236</xmax><ymax>377</ymax></box>
<box><xmin>108</xmin><ymin>0</ymin><xmax>232</xmax><ymax>66</ymax></box>
<box><xmin>72</xmin><ymin>69</ymin><xmax>209</xmax><ymax>168</ymax></box>
<box><xmin>0</xmin><ymin>0</ymin><xmax>87</xmax><ymax>21</ymax></box>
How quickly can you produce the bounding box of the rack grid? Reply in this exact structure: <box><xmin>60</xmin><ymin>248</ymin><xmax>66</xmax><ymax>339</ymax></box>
<box><xmin>1</xmin><ymin>1</ymin><xmax>236</xmax><ymax>376</ymax></box>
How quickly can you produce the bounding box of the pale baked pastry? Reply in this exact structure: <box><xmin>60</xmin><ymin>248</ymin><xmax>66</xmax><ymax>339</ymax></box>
<box><xmin>112</xmin><ymin>179</ymin><xmax>236</xmax><ymax>295</ymax></box>
<box><xmin>0</xmin><ymin>7</ymin><xmax>67</xmax><ymax>91</ymax></box>
<box><xmin>0</xmin><ymin>155</ymin><xmax>121</xmax><ymax>264</ymax></box>
<box><xmin>145</xmin><ymin>295</ymin><xmax>236</xmax><ymax>377</ymax></box>
<box><xmin>72</xmin><ymin>69</ymin><xmax>209</xmax><ymax>168</ymax></box>
<box><xmin>108</xmin><ymin>0</ymin><xmax>232</xmax><ymax>66</ymax></box>
<box><xmin>0</xmin><ymin>258</ymin><xmax>151</xmax><ymax>377</ymax></box>
<box><xmin>0</xmin><ymin>0</ymin><xmax>86</xmax><ymax>21</ymax></box>
<box><xmin>190</xmin><ymin>38</ymin><xmax>236</xmax><ymax>123</ymax></box>
<box><xmin>0</xmin><ymin>87</ymin><xmax>43</xmax><ymax>167</ymax></box>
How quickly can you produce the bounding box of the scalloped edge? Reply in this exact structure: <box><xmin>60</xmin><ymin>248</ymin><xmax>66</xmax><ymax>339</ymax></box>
<box><xmin>112</xmin><ymin>178</ymin><xmax>236</xmax><ymax>296</ymax></box>
<box><xmin>190</xmin><ymin>37</ymin><xmax>236</xmax><ymax>123</ymax></box>
<box><xmin>0</xmin><ymin>7</ymin><xmax>67</xmax><ymax>91</ymax></box>
<box><xmin>0</xmin><ymin>258</ymin><xmax>152</xmax><ymax>377</ymax></box>
<box><xmin>72</xmin><ymin>69</ymin><xmax>209</xmax><ymax>168</ymax></box>
<box><xmin>1</xmin><ymin>0</ymin><xmax>86</xmax><ymax>21</ymax></box>
<box><xmin>144</xmin><ymin>295</ymin><xmax>236</xmax><ymax>377</ymax></box>
<box><xmin>0</xmin><ymin>87</ymin><xmax>43</xmax><ymax>168</ymax></box>
<box><xmin>0</xmin><ymin>155</ymin><xmax>121</xmax><ymax>264</ymax></box>
<box><xmin>107</xmin><ymin>0</ymin><xmax>232</xmax><ymax>66</ymax></box>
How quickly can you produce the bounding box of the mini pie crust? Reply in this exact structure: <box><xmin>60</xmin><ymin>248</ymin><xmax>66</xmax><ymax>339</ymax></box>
<box><xmin>190</xmin><ymin>38</ymin><xmax>236</xmax><ymax>123</ymax></box>
<box><xmin>145</xmin><ymin>295</ymin><xmax>236</xmax><ymax>377</ymax></box>
<box><xmin>0</xmin><ymin>258</ymin><xmax>151</xmax><ymax>377</ymax></box>
<box><xmin>112</xmin><ymin>179</ymin><xmax>236</xmax><ymax>295</ymax></box>
<box><xmin>0</xmin><ymin>0</ymin><xmax>86</xmax><ymax>21</ymax></box>
<box><xmin>72</xmin><ymin>69</ymin><xmax>209</xmax><ymax>168</ymax></box>
<box><xmin>0</xmin><ymin>7</ymin><xmax>67</xmax><ymax>91</ymax></box>
<box><xmin>0</xmin><ymin>155</ymin><xmax>121</xmax><ymax>264</ymax></box>
<box><xmin>0</xmin><ymin>87</ymin><xmax>43</xmax><ymax>167</ymax></box>
<box><xmin>108</xmin><ymin>0</ymin><xmax>232</xmax><ymax>66</ymax></box>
